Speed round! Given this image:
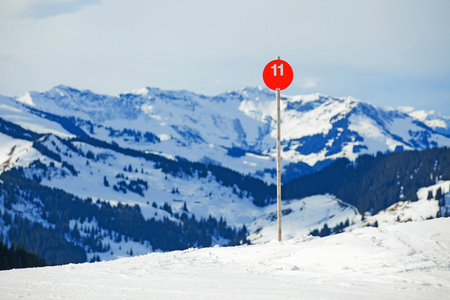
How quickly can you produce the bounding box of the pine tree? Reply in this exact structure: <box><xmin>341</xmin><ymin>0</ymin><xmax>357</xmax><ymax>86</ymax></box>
<box><xmin>436</xmin><ymin>188</ymin><xmax>443</xmax><ymax>201</ymax></box>
<box><xmin>310</xmin><ymin>229</ymin><xmax>320</xmax><ymax>236</ymax></box>
<box><xmin>320</xmin><ymin>224</ymin><xmax>331</xmax><ymax>237</ymax></box>
<box><xmin>103</xmin><ymin>176</ymin><xmax>109</xmax><ymax>187</ymax></box>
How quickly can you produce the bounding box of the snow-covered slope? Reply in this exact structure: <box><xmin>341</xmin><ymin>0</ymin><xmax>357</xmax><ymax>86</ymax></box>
<box><xmin>0</xmin><ymin>133</ymin><xmax>36</xmax><ymax>173</ymax></box>
<box><xmin>248</xmin><ymin>195</ymin><xmax>361</xmax><ymax>243</ymax></box>
<box><xmin>399</xmin><ymin>106</ymin><xmax>450</xmax><ymax>137</ymax></box>
<box><xmin>3</xmin><ymin>86</ymin><xmax>450</xmax><ymax>183</ymax></box>
<box><xmin>357</xmin><ymin>180</ymin><xmax>450</xmax><ymax>228</ymax></box>
<box><xmin>1</xmin><ymin>218</ymin><xmax>449</xmax><ymax>300</ymax></box>
<box><xmin>247</xmin><ymin>182</ymin><xmax>449</xmax><ymax>244</ymax></box>
<box><xmin>0</xmin><ymin>95</ymin><xmax>72</xmax><ymax>137</ymax></box>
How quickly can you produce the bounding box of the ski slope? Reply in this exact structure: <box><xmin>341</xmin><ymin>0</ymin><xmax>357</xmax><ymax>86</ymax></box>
<box><xmin>248</xmin><ymin>195</ymin><xmax>361</xmax><ymax>244</ymax></box>
<box><xmin>1</xmin><ymin>218</ymin><xmax>449</xmax><ymax>300</ymax></box>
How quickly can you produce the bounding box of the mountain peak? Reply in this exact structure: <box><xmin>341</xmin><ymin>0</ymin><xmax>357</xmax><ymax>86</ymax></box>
<box><xmin>5</xmin><ymin>84</ymin><xmax>450</xmax><ymax>172</ymax></box>
<box><xmin>49</xmin><ymin>85</ymin><xmax>93</xmax><ymax>97</ymax></box>
<box><xmin>128</xmin><ymin>87</ymin><xmax>151</xmax><ymax>96</ymax></box>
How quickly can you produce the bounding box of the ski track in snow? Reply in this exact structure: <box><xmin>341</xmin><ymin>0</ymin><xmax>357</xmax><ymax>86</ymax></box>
<box><xmin>0</xmin><ymin>218</ymin><xmax>449</xmax><ymax>300</ymax></box>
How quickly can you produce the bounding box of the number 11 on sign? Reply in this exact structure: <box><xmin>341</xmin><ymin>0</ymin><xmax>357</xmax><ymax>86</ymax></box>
<box><xmin>262</xmin><ymin>57</ymin><xmax>294</xmax><ymax>241</ymax></box>
<box><xmin>271</xmin><ymin>63</ymin><xmax>283</xmax><ymax>76</ymax></box>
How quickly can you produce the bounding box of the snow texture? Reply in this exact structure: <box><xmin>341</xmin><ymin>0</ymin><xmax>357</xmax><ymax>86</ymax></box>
<box><xmin>0</xmin><ymin>218</ymin><xmax>449</xmax><ymax>300</ymax></box>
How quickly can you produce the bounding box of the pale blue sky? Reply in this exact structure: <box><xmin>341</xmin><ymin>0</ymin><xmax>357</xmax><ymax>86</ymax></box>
<box><xmin>1</xmin><ymin>0</ymin><xmax>449</xmax><ymax>114</ymax></box>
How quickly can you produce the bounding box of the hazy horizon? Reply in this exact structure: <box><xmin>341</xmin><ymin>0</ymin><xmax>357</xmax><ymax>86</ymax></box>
<box><xmin>1</xmin><ymin>0</ymin><xmax>449</xmax><ymax>114</ymax></box>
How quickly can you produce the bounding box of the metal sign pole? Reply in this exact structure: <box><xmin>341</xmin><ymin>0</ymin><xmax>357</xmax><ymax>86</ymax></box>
<box><xmin>276</xmin><ymin>85</ymin><xmax>282</xmax><ymax>242</ymax></box>
<box><xmin>263</xmin><ymin>55</ymin><xmax>292</xmax><ymax>242</ymax></box>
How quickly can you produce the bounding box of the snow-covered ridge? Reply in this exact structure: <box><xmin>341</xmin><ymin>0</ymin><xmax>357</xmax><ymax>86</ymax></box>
<box><xmin>1</xmin><ymin>218</ymin><xmax>449</xmax><ymax>299</ymax></box>
<box><xmin>3</xmin><ymin>85</ymin><xmax>450</xmax><ymax>183</ymax></box>
<box><xmin>398</xmin><ymin>106</ymin><xmax>450</xmax><ymax>136</ymax></box>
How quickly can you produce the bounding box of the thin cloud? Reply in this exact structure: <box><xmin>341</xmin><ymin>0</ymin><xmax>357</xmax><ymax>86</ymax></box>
<box><xmin>299</xmin><ymin>78</ymin><xmax>319</xmax><ymax>89</ymax></box>
<box><xmin>12</xmin><ymin>0</ymin><xmax>101</xmax><ymax>19</ymax></box>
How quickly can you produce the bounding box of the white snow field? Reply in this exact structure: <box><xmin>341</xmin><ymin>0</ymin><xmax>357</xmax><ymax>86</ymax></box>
<box><xmin>1</xmin><ymin>218</ymin><xmax>449</xmax><ymax>300</ymax></box>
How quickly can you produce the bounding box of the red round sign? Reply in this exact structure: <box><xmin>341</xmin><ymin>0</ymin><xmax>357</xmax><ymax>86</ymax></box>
<box><xmin>262</xmin><ymin>59</ymin><xmax>294</xmax><ymax>91</ymax></box>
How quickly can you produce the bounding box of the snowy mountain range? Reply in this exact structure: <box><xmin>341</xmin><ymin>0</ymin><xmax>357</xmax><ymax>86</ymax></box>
<box><xmin>5</xmin><ymin>85</ymin><xmax>450</xmax><ymax>182</ymax></box>
<box><xmin>0</xmin><ymin>85</ymin><xmax>449</xmax><ymax>263</ymax></box>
